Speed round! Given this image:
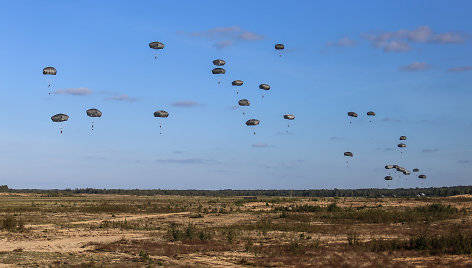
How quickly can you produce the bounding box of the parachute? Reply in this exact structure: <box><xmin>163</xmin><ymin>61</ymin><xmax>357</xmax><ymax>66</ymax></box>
<box><xmin>418</xmin><ymin>174</ymin><xmax>427</xmax><ymax>179</ymax></box>
<box><xmin>232</xmin><ymin>80</ymin><xmax>243</xmax><ymax>94</ymax></box>
<box><xmin>238</xmin><ymin>99</ymin><xmax>250</xmax><ymax>115</ymax></box>
<box><xmin>344</xmin><ymin>152</ymin><xmax>353</xmax><ymax>167</ymax></box>
<box><xmin>283</xmin><ymin>114</ymin><xmax>295</xmax><ymax>131</ymax></box>
<box><xmin>213</xmin><ymin>59</ymin><xmax>226</xmax><ymax>66</ymax></box>
<box><xmin>400</xmin><ymin>136</ymin><xmax>407</xmax><ymax>140</ymax></box>
<box><xmin>51</xmin><ymin>113</ymin><xmax>68</xmax><ymax>134</ymax></box>
<box><xmin>347</xmin><ymin>112</ymin><xmax>358</xmax><ymax>117</ymax></box>
<box><xmin>344</xmin><ymin>152</ymin><xmax>353</xmax><ymax>157</ymax></box>
<box><xmin>154</xmin><ymin>110</ymin><xmax>169</xmax><ymax>134</ymax></box>
<box><xmin>238</xmin><ymin>99</ymin><xmax>250</xmax><ymax>106</ymax></box>
<box><xmin>385</xmin><ymin>165</ymin><xmax>394</xmax><ymax>169</ymax></box>
<box><xmin>43</xmin><ymin>66</ymin><xmax>57</xmax><ymax>91</ymax></box>
<box><xmin>347</xmin><ymin>112</ymin><xmax>358</xmax><ymax>124</ymax></box>
<box><xmin>86</xmin><ymin>109</ymin><xmax>102</xmax><ymax>131</ymax></box>
<box><xmin>275</xmin><ymin>43</ymin><xmax>284</xmax><ymax>57</ymax></box>
<box><xmin>367</xmin><ymin>111</ymin><xmax>375</xmax><ymax>122</ymax></box>
<box><xmin>398</xmin><ymin>143</ymin><xmax>406</xmax><ymax>148</ymax></box>
<box><xmin>259</xmin><ymin>84</ymin><xmax>270</xmax><ymax>98</ymax></box>
<box><xmin>259</xmin><ymin>84</ymin><xmax>270</xmax><ymax>90</ymax></box>
<box><xmin>246</xmin><ymin>119</ymin><xmax>260</xmax><ymax>135</ymax></box>
<box><xmin>384</xmin><ymin>176</ymin><xmax>393</xmax><ymax>180</ymax></box>
<box><xmin>413</xmin><ymin>168</ymin><xmax>419</xmax><ymax>172</ymax></box>
<box><xmin>403</xmin><ymin>171</ymin><xmax>411</xmax><ymax>175</ymax></box>
<box><xmin>212</xmin><ymin>68</ymin><xmax>225</xmax><ymax>84</ymax></box>
<box><xmin>149</xmin><ymin>42</ymin><xmax>165</xmax><ymax>59</ymax></box>
<box><xmin>284</xmin><ymin>114</ymin><xmax>295</xmax><ymax>120</ymax></box>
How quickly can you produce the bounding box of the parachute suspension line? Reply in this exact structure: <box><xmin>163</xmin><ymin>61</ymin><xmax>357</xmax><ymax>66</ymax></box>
<box><xmin>59</xmin><ymin>126</ymin><xmax>63</xmax><ymax>134</ymax></box>
<box><xmin>91</xmin><ymin>121</ymin><xmax>95</xmax><ymax>131</ymax></box>
<box><xmin>346</xmin><ymin>160</ymin><xmax>349</xmax><ymax>168</ymax></box>
<box><xmin>159</xmin><ymin>122</ymin><xmax>162</xmax><ymax>135</ymax></box>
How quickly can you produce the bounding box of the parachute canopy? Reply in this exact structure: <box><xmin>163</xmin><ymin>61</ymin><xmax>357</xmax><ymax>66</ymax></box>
<box><xmin>400</xmin><ymin>136</ymin><xmax>407</xmax><ymax>140</ymax></box>
<box><xmin>213</xmin><ymin>59</ymin><xmax>226</xmax><ymax>66</ymax></box>
<box><xmin>86</xmin><ymin>109</ymin><xmax>102</xmax><ymax>118</ymax></box>
<box><xmin>284</xmin><ymin>114</ymin><xmax>295</xmax><ymax>120</ymax></box>
<box><xmin>212</xmin><ymin>68</ymin><xmax>225</xmax><ymax>74</ymax></box>
<box><xmin>275</xmin><ymin>44</ymin><xmax>284</xmax><ymax>50</ymax></box>
<box><xmin>418</xmin><ymin>174</ymin><xmax>427</xmax><ymax>179</ymax></box>
<box><xmin>51</xmin><ymin>113</ymin><xmax>69</xmax><ymax>122</ymax></box>
<box><xmin>238</xmin><ymin>99</ymin><xmax>250</xmax><ymax>106</ymax></box>
<box><xmin>149</xmin><ymin>42</ymin><xmax>165</xmax><ymax>49</ymax></box>
<box><xmin>398</xmin><ymin>143</ymin><xmax>406</xmax><ymax>148</ymax></box>
<box><xmin>232</xmin><ymin>80</ymin><xmax>243</xmax><ymax>86</ymax></box>
<box><xmin>385</xmin><ymin>165</ymin><xmax>394</xmax><ymax>169</ymax></box>
<box><xmin>347</xmin><ymin>112</ymin><xmax>358</xmax><ymax>117</ymax></box>
<box><xmin>154</xmin><ymin>110</ymin><xmax>169</xmax><ymax>118</ymax></box>
<box><xmin>344</xmin><ymin>152</ymin><xmax>353</xmax><ymax>157</ymax></box>
<box><xmin>413</xmin><ymin>168</ymin><xmax>419</xmax><ymax>172</ymax></box>
<box><xmin>43</xmin><ymin>67</ymin><xmax>57</xmax><ymax>75</ymax></box>
<box><xmin>384</xmin><ymin>176</ymin><xmax>393</xmax><ymax>181</ymax></box>
<box><xmin>246</xmin><ymin>119</ymin><xmax>260</xmax><ymax>126</ymax></box>
<box><xmin>403</xmin><ymin>171</ymin><xmax>411</xmax><ymax>175</ymax></box>
<box><xmin>367</xmin><ymin>111</ymin><xmax>376</xmax><ymax>116</ymax></box>
<box><xmin>259</xmin><ymin>84</ymin><xmax>270</xmax><ymax>90</ymax></box>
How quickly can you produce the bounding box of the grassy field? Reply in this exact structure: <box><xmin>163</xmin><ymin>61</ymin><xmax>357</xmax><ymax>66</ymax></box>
<box><xmin>0</xmin><ymin>193</ymin><xmax>471</xmax><ymax>267</ymax></box>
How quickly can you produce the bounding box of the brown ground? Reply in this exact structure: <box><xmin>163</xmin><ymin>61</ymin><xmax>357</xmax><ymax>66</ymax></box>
<box><xmin>0</xmin><ymin>193</ymin><xmax>471</xmax><ymax>267</ymax></box>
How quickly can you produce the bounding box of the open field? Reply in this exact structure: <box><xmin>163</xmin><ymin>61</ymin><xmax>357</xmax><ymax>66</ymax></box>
<box><xmin>0</xmin><ymin>193</ymin><xmax>471</xmax><ymax>267</ymax></box>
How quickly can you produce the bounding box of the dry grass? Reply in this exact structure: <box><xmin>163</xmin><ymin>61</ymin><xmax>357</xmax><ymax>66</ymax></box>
<box><xmin>0</xmin><ymin>193</ymin><xmax>471</xmax><ymax>267</ymax></box>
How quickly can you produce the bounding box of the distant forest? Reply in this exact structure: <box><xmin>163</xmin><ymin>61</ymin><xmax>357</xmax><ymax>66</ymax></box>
<box><xmin>1</xmin><ymin>185</ymin><xmax>471</xmax><ymax>197</ymax></box>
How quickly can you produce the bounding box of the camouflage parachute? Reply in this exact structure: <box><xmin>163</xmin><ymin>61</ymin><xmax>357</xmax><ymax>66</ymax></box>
<box><xmin>367</xmin><ymin>111</ymin><xmax>376</xmax><ymax>116</ymax></box>
<box><xmin>344</xmin><ymin>152</ymin><xmax>353</xmax><ymax>157</ymax></box>
<box><xmin>246</xmin><ymin>119</ymin><xmax>260</xmax><ymax>126</ymax></box>
<box><xmin>398</xmin><ymin>143</ymin><xmax>406</xmax><ymax>148</ymax></box>
<box><xmin>86</xmin><ymin>109</ymin><xmax>102</xmax><ymax>118</ymax></box>
<box><xmin>347</xmin><ymin>112</ymin><xmax>358</xmax><ymax>117</ymax></box>
<box><xmin>154</xmin><ymin>110</ymin><xmax>169</xmax><ymax>118</ymax></box>
<box><xmin>213</xmin><ymin>59</ymin><xmax>226</xmax><ymax>66</ymax></box>
<box><xmin>400</xmin><ymin>136</ymin><xmax>407</xmax><ymax>140</ymax></box>
<box><xmin>51</xmin><ymin>113</ymin><xmax>69</xmax><ymax>122</ymax></box>
<box><xmin>259</xmin><ymin>84</ymin><xmax>270</xmax><ymax>90</ymax></box>
<box><xmin>212</xmin><ymin>68</ymin><xmax>225</xmax><ymax>74</ymax></box>
<box><xmin>418</xmin><ymin>174</ymin><xmax>427</xmax><ymax>179</ymax></box>
<box><xmin>413</xmin><ymin>168</ymin><xmax>419</xmax><ymax>172</ymax></box>
<box><xmin>275</xmin><ymin>44</ymin><xmax>285</xmax><ymax>50</ymax></box>
<box><xmin>284</xmin><ymin>114</ymin><xmax>295</xmax><ymax>120</ymax></box>
<box><xmin>43</xmin><ymin>67</ymin><xmax>57</xmax><ymax>75</ymax></box>
<box><xmin>238</xmin><ymin>99</ymin><xmax>250</xmax><ymax>106</ymax></box>
<box><xmin>232</xmin><ymin>80</ymin><xmax>243</xmax><ymax>86</ymax></box>
<box><xmin>384</xmin><ymin>176</ymin><xmax>393</xmax><ymax>181</ymax></box>
<box><xmin>149</xmin><ymin>42</ymin><xmax>165</xmax><ymax>49</ymax></box>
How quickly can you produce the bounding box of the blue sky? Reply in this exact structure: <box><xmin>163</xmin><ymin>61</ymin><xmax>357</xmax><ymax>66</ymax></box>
<box><xmin>0</xmin><ymin>1</ymin><xmax>470</xmax><ymax>189</ymax></box>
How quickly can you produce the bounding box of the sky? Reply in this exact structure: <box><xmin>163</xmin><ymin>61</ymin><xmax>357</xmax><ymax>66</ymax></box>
<box><xmin>0</xmin><ymin>1</ymin><xmax>470</xmax><ymax>189</ymax></box>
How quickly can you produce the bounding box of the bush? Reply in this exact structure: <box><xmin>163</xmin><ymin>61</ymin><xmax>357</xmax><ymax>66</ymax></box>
<box><xmin>1</xmin><ymin>215</ymin><xmax>25</xmax><ymax>232</ymax></box>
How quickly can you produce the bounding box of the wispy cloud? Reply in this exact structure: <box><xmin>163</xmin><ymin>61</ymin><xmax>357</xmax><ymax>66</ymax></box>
<box><xmin>155</xmin><ymin>158</ymin><xmax>218</xmax><ymax>165</ymax></box>
<box><xmin>178</xmin><ymin>26</ymin><xmax>264</xmax><ymax>49</ymax></box>
<box><xmin>422</xmin><ymin>148</ymin><xmax>439</xmax><ymax>153</ymax></box>
<box><xmin>326</xmin><ymin>37</ymin><xmax>356</xmax><ymax>48</ymax></box>
<box><xmin>399</xmin><ymin>62</ymin><xmax>431</xmax><ymax>71</ymax></box>
<box><xmin>106</xmin><ymin>94</ymin><xmax>137</xmax><ymax>102</ymax></box>
<box><xmin>53</xmin><ymin>87</ymin><xmax>92</xmax><ymax>96</ymax></box>
<box><xmin>457</xmin><ymin>160</ymin><xmax>470</xmax><ymax>164</ymax></box>
<box><xmin>252</xmin><ymin>143</ymin><xmax>269</xmax><ymax>148</ymax></box>
<box><xmin>171</xmin><ymin>100</ymin><xmax>201</xmax><ymax>107</ymax></box>
<box><xmin>330</xmin><ymin>136</ymin><xmax>344</xmax><ymax>141</ymax></box>
<box><xmin>363</xmin><ymin>26</ymin><xmax>466</xmax><ymax>52</ymax></box>
<box><xmin>381</xmin><ymin>117</ymin><xmax>401</xmax><ymax>123</ymax></box>
<box><xmin>447</xmin><ymin>66</ymin><xmax>472</xmax><ymax>72</ymax></box>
